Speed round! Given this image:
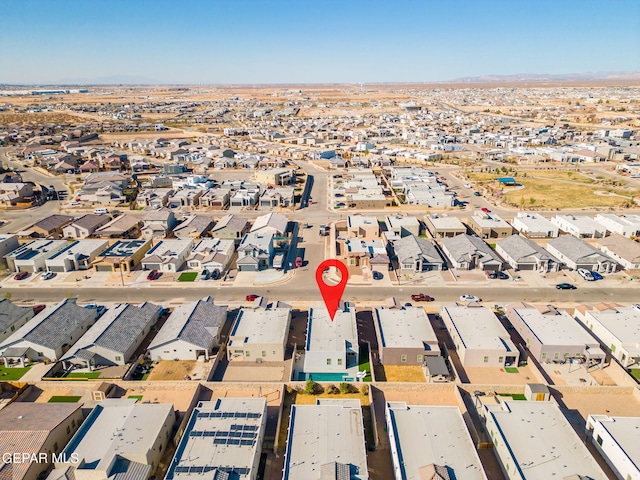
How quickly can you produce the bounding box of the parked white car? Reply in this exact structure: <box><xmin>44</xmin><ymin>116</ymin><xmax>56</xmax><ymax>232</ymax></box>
<box><xmin>577</xmin><ymin>268</ymin><xmax>595</xmax><ymax>281</ymax></box>
<box><xmin>460</xmin><ymin>294</ymin><xmax>481</xmax><ymax>302</ymax></box>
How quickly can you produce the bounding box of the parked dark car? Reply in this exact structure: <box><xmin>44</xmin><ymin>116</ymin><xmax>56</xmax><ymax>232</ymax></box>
<box><xmin>33</xmin><ymin>304</ymin><xmax>46</xmax><ymax>315</ymax></box>
<box><xmin>590</xmin><ymin>271</ymin><xmax>603</xmax><ymax>280</ymax></box>
<box><xmin>496</xmin><ymin>271</ymin><xmax>509</xmax><ymax>280</ymax></box>
<box><xmin>372</xmin><ymin>271</ymin><xmax>383</xmax><ymax>280</ymax></box>
<box><xmin>555</xmin><ymin>283</ymin><xmax>577</xmax><ymax>290</ymax></box>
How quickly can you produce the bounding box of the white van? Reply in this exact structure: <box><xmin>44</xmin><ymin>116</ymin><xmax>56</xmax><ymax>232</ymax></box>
<box><xmin>94</xmin><ymin>208</ymin><xmax>109</xmax><ymax>215</ymax></box>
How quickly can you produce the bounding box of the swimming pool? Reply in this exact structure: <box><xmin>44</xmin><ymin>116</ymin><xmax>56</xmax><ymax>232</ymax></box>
<box><xmin>299</xmin><ymin>372</ymin><xmax>354</xmax><ymax>382</ymax></box>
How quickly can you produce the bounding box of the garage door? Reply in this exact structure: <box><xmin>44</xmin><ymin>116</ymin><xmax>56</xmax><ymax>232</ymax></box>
<box><xmin>48</xmin><ymin>266</ymin><xmax>66</xmax><ymax>273</ymax></box>
<box><xmin>518</xmin><ymin>264</ymin><xmax>535</xmax><ymax>271</ymax></box>
<box><xmin>95</xmin><ymin>265</ymin><xmax>112</xmax><ymax>272</ymax></box>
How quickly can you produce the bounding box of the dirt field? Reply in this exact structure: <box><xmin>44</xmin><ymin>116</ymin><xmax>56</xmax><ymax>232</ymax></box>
<box><xmin>377</xmin><ymin>365</ymin><xmax>426</xmax><ymax>382</ymax></box>
<box><xmin>146</xmin><ymin>360</ymin><xmax>199</xmax><ymax>381</ymax></box>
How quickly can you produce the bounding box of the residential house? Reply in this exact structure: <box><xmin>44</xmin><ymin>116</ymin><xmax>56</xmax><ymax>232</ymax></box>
<box><xmin>424</xmin><ymin>215</ymin><xmax>466</xmax><ymax>238</ymax></box>
<box><xmin>227</xmin><ymin>305</ymin><xmax>291</xmax><ymax>362</ymax></box>
<box><xmin>551</xmin><ymin>215</ymin><xmax>607</xmax><ymax>238</ymax></box>
<box><xmin>172</xmin><ymin>214</ymin><xmax>214</xmax><ymax>239</ymax></box>
<box><xmin>25</xmin><ymin>215</ymin><xmax>74</xmax><ymax>238</ymax></box>
<box><xmin>259</xmin><ymin>187</ymin><xmax>295</xmax><ymax>208</ymax></box>
<box><xmin>546</xmin><ymin>235</ymin><xmax>617</xmax><ymax>273</ymax></box>
<box><xmin>596</xmin><ymin>234</ymin><xmax>640</xmax><ymax>270</ymax></box>
<box><xmin>0</xmin><ymin>299</ymin><xmax>34</xmax><ymax>344</ymax></box>
<box><xmin>384</xmin><ymin>215</ymin><xmax>420</xmax><ymax>238</ymax></box>
<box><xmin>210</xmin><ymin>214</ymin><xmax>249</xmax><ymax>242</ymax></box>
<box><xmin>45</xmin><ymin>240</ymin><xmax>109</xmax><ymax>272</ymax></box>
<box><xmin>392</xmin><ymin>235</ymin><xmax>444</xmax><ymax>272</ymax></box>
<box><xmin>441</xmin><ymin>234</ymin><xmax>504</xmax><ymax>271</ymax></box>
<box><xmin>254</xmin><ymin>168</ymin><xmax>293</xmax><ymax>186</ymax></box>
<box><xmin>185</xmin><ymin>238</ymin><xmax>235</xmax><ymax>274</ymax></box>
<box><xmin>0</xmin><ymin>234</ymin><xmax>19</xmax><ymax>267</ymax></box>
<box><xmin>199</xmin><ymin>188</ymin><xmax>231</xmax><ymax>209</ymax></box>
<box><xmin>512</xmin><ymin>212</ymin><xmax>559</xmax><ymax>238</ymax></box>
<box><xmin>0</xmin><ymin>182</ymin><xmax>35</xmax><ymax>206</ymax></box>
<box><xmin>141</xmin><ymin>238</ymin><xmax>194</xmax><ymax>272</ymax></box>
<box><xmin>237</xmin><ymin>232</ymin><xmax>274</xmax><ymax>271</ymax></box>
<box><xmin>136</xmin><ymin>188</ymin><xmax>173</xmax><ymax>208</ymax></box>
<box><xmin>496</xmin><ymin>234</ymin><xmax>560</xmax><ymax>272</ymax></box>
<box><xmin>0</xmin><ymin>299</ymin><xmax>97</xmax><ymax>365</ymax></box>
<box><xmin>141</xmin><ymin>208</ymin><xmax>177</xmax><ymax>239</ymax></box>
<box><xmin>92</xmin><ymin>240</ymin><xmax>152</xmax><ymax>272</ymax></box>
<box><xmin>586</xmin><ymin>415</ymin><xmax>640</xmax><ymax>480</ymax></box>
<box><xmin>93</xmin><ymin>214</ymin><xmax>141</xmax><ymax>238</ymax></box>
<box><xmin>467</xmin><ymin>211</ymin><xmax>513</xmax><ymax>239</ymax></box>
<box><xmin>250</xmin><ymin>212</ymin><xmax>289</xmax><ymax>236</ymax></box>
<box><xmin>595</xmin><ymin>213</ymin><xmax>640</xmax><ymax>238</ymax></box>
<box><xmin>5</xmin><ymin>239</ymin><xmax>69</xmax><ymax>272</ymax></box>
<box><xmin>60</xmin><ymin>302</ymin><xmax>162</xmax><ymax>370</ymax></box>
<box><xmin>148</xmin><ymin>296</ymin><xmax>227</xmax><ymax>361</ymax></box>
<box><xmin>347</xmin><ymin>215</ymin><xmax>380</xmax><ymax>239</ymax></box>
<box><xmin>62</xmin><ymin>214</ymin><xmax>110</xmax><ymax>239</ymax></box>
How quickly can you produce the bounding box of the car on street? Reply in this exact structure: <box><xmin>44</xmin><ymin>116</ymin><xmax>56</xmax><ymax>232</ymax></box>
<box><xmin>372</xmin><ymin>271</ymin><xmax>383</xmax><ymax>280</ymax></box>
<box><xmin>84</xmin><ymin>304</ymin><xmax>107</xmax><ymax>317</ymax></box>
<box><xmin>464</xmin><ymin>183</ymin><xmax>472</xmax><ymax>189</ymax></box>
<box><xmin>555</xmin><ymin>283</ymin><xmax>577</xmax><ymax>290</ymax></box>
<box><xmin>147</xmin><ymin>270</ymin><xmax>160</xmax><ymax>281</ymax></box>
<box><xmin>473</xmin><ymin>191</ymin><xmax>481</xmax><ymax>196</ymax></box>
<box><xmin>411</xmin><ymin>293</ymin><xmax>434</xmax><ymax>302</ymax></box>
<box><xmin>496</xmin><ymin>271</ymin><xmax>509</xmax><ymax>280</ymax></box>
<box><xmin>41</xmin><ymin>271</ymin><xmax>56</xmax><ymax>280</ymax></box>
<box><xmin>33</xmin><ymin>304</ymin><xmax>46</xmax><ymax>315</ymax></box>
<box><xmin>460</xmin><ymin>294</ymin><xmax>481</xmax><ymax>302</ymax></box>
<box><xmin>14</xmin><ymin>272</ymin><xmax>30</xmax><ymax>281</ymax></box>
<box><xmin>70</xmin><ymin>201</ymin><xmax>81</xmax><ymax>206</ymax></box>
<box><xmin>590</xmin><ymin>271</ymin><xmax>603</xmax><ymax>280</ymax></box>
<box><xmin>246</xmin><ymin>294</ymin><xmax>260</xmax><ymax>301</ymax></box>
<box><xmin>481</xmin><ymin>207</ymin><xmax>491</xmax><ymax>213</ymax></box>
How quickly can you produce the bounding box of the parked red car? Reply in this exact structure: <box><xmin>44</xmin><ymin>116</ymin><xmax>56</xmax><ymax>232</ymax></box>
<box><xmin>245</xmin><ymin>294</ymin><xmax>260</xmax><ymax>301</ymax></box>
<box><xmin>33</xmin><ymin>304</ymin><xmax>46</xmax><ymax>315</ymax></box>
<box><xmin>147</xmin><ymin>270</ymin><xmax>160</xmax><ymax>281</ymax></box>
<box><xmin>481</xmin><ymin>207</ymin><xmax>491</xmax><ymax>213</ymax></box>
<box><xmin>14</xmin><ymin>271</ymin><xmax>30</xmax><ymax>281</ymax></box>
<box><xmin>411</xmin><ymin>293</ymin><xmax>434</xmax><ymax>302</ymax></box>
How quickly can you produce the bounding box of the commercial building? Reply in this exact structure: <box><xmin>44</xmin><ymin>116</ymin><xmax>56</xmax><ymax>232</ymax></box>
<box><xmin>496</xmin><ymin>235</ymin><xmax>560</xmax><ymax>272</ymax></box>
<box><xmin>483</xmin><ymin>400</ymin><xmax>607</xmax><ymax>480</ymax></box>
<box><xmin>303</xmin><ymin>304</ymin><xmax>359</xmax><ymax>379</ymax></box>
<box><xmin>92</xmin><ymin>239</ymin><xmax>152</xmax><ymax>272</ymax></box>
<box><xmin>467</xmin><ymin>211</ymin><xmax>513</xmax><ymax>239</ymax></box>
<box><xmin>283</xmin><ymin>400</ymin><xmax>368</xmax><ymax>480</ymax></box>
<box><xmin>45</xmin><ymin>240</ymin><xmax>109</xmax><ymax>272</ymax></box>
<box><xmin>595</xmin><ymin>213</ymin><xmax>640</xmax><ymax>238</ymax></box>
<box><xmin>0</xmin><ymin>403</ymin><xmax>83</xmax><ymax>480</ymax></box>
<box><xmin>374</xmin><ymin>307</ymin><xmax>440</xmax><ymax>365</ymax></box>
<box><xmin>0</xmin><ymin>299</ymin><xmax>97</xmax><ymax>365</ymax></box>
<box><xmin>440</xmin><ymin>304</ymin><xmax>519</xmax><ymax>368</ymax></box>
<box><xmin>441</xmin><ymin>234</ymin><xmax>504</xmax><ymax>271</ymax></box>
<box><xmin>574</xmin><ymin>304</ymin><xmax>640</xmax><ymax>368</ymax></box>
<box><xmin>166</xmin><ymin>398</ymin><xmax>267</xmax><ymax>480</ymax></box>
<box><xmin>55</xmin><ymin>399</ymin><xmax>175</xmax><ymax>480</ymax></box>
<box><xmin>386</xmin><ymin>402</ymin><xmax>487</xmax><ymax>480</ymax></box>
<box><xmin>505</xmin><ymin>303</ymin><xmax>602</xmax><ymax>364</ymax></box>
<box><xmin>0</xmin><ymin>298</ymin><xmax>34</xmax><ymax>344</ymax></box>
<box><xmin>551</xmin><ymin>215</ymin><xmax>607</xmax><ymax>238</ymax></box>
<box><xmin>227</xmin><ymin>305</ymin><xmax>291</xmax><ymax>362</ymax></box>
<box><xmin>424</xmin><ymin>215</ymin><xmax>466</xmax><ymax>238</ymax></box>
<box><xmin>5</xmin><ymin>239</ymin><xmax>68</xmax><ymax>272</ymax></box>
<box><xmin>60</xmin><ymin>302</ymin><xmax>162</xmax><ymax>369</ymax></box>
<box><xmin>586</xmin><ymin>415</ymin><xmax>640</xmax><ymax>480</ymax></box>
<box><xmin>546</xmin><ymin>235</ymin><xmax>617</xmax><ymax>273</ymax></box>
<box><xmin>148</xmin><ymin>296</ymin><xmax>227</xmax><ymax>361</ymax></box>
<box><xmin>511</xmin><ymin>212</ymin><xmax>559</xmax><ymax>238</ymax></box>
<box><xmin>141</xmin><ymin>238</ymin><xmax>194</xmax><ymax>272</ymax></box>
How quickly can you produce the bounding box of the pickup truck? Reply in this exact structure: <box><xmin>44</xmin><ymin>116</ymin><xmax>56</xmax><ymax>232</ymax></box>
<box><xmin>411</xmin><ymin>293</ymin><xmax>434</xmax><ymax>302</ymax></box>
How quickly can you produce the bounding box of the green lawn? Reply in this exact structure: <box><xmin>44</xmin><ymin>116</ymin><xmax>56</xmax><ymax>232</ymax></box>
<box><xmin>66</xmin><ymin>372</ymin><xmax>101</xmax><ymax>379</ymax></box>
<box><xmin>128</xmin><ymin>395</ymin><xmax>143</xmax><ymax>401</ymax></box>
<box><xmin>48</xmin><ymin>396</ymin><xmax>82</xmax><ymax>403</ymax></box>
<box><xmin>358</xmin><ymin>344</ymin><xmax>372</xmax><ymax>382</ymax></box>
<box><xmin>0</xmin><ymin>364</ymin><xmax>31</xmax><ymax>381</ymax></box>
<box><xmin>629</xmin><ymin>369</ymin><xmax>640</xmax><ymax>381</ymax></box>
<box><xmin>498</xmin><ymin>393</ymin><xmax>527</xmax><ymax>400</ymax></box>
<box><xmin>504</xmin><ymin>367</ymin><xmax>519</xmax><ymax>373</ymax></box>
<box><xmin>178</xmin><ymin>272</ymin><xmax>197</xmax><ymax>282</ymax></box>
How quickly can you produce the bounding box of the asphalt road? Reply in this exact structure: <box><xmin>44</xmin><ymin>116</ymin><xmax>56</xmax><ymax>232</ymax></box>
<box><xmin>2</xmin><ymin>284</ymin><xmax>637</xmax><ymax>305</ymax></box>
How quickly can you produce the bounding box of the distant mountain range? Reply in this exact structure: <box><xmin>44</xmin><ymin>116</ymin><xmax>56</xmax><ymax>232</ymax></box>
<box><xmin>448</xmin><ymin>72</ymin><xmax>640</xmax><ymax>83</ymax></box>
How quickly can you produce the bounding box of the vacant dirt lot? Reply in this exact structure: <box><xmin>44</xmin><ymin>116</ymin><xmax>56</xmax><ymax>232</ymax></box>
<box><xmin>146</xmin><ymin>360</ymin><xmax>211</xmax><ymax>381</ymax></box>
<box><xmin>377</xmin><ymin>365</ymin><xmax>426</xmax><ymax>382</ymax></box>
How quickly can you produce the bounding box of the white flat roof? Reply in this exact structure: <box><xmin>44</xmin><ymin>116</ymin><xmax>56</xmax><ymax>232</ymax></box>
<box><xmin>588</xmin><ymin>415</ymin><xmax>640</xmax><ymax>473</ymax></box>
<box><xmin>230</xmin><ymin>307</ymin><xmax>290</xmax><ymax>346</ymax></box>
<box><xmin>374</xmin><ymin>307</ymin><xmax>438</xmax><ymax>349</ymax></box>
<box><xmin>509</xmin><ymin>305</ymin><xmax>598</xmax><ymax>348</ymax></box>
<box><xmin>426</xmin><ymin>216</ymin><xmax>466</xmax><ymax>229</ymax></box>
<box><xmin>471</xmin><ymin>212</ymin><xmax>511</xmax><ymax>229</ymax></box>
<box><xmin>166</xmin><ymin>398</ymin><xmax>266</xmax><ymax>480</ymax></box>
<box><xmin>348</xmin><ymin>215</ymin><xmax>379</xmax><ymax>228</ymax></box>
<box><xmin>386</xmin><ymin>402</ymin><xmax>487</xmax><ymax>480</ymax></box>
<box><xmin>284</xmin><ymin>400</ymin><xmax>368</xmax><ymax>480</ymax></box>
<box><xmin>583</xmin><ymin>306</ymin><xmax>640</xmax><ymax>351</ymax></box>
<box><xmin>486</xmin><ymin>401</ymin><xmax>607</xmax><ymax>480</ymax></box>
<box><xmin>514</xmin><ymin>213</ymin><xmax>557</xmax><ymax>230</ymax></box>
<box><xmin>441</xmin><ymin>305</ymin><xmax>516</xmax><ymax>353</ymax></box>
<box><xmin>62</xmin><ymin>399</ymin><xmax>173</xmax><ymax>473</ymax></box>
<box><xmin>306</xmin><ymin>305</ymin><xmax>357</xmax><ymax>353</ymax></box>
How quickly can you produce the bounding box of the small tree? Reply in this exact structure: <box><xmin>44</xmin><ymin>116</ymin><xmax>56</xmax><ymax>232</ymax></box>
<box><xmin>339</xmin><ymin>382</ymin><xmax>350</xmax><ymax>394</ymax></box>
<box><xmin>360</xmin><ymin>384</ymin><xmax>369</xmax><ymax>396</ymax></box>
<box><xmin>304</xmin><ymin>379</ymin><xmax>316</xmax><ymax>395</ymax></box>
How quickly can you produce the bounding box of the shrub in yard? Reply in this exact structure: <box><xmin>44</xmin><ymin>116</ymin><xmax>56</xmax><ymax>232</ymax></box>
<box><xmin>304</xmin><ymin>379</ymin><xmax>316</xmax><ymax>395</ymax></box>
<box><xmin>339</xmin><ymin>382</ymin><xmax>350</xmax><ymax>394</ymax></box>
<box><xmin>326</xmin><ymin>384</ymin><xmax>339</xmax><ymax>394</ymax></box>
<box><xmin>360</xmin><ymin>384</ymin><xmax>369</xmax><ymax>396</ymax></box>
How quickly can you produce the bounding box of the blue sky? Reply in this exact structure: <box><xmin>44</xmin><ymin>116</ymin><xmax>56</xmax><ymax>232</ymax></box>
<box><xmin>1</xmin><ymin>0</ymin><xmax>638</xmax><ymax>84</ymax></box>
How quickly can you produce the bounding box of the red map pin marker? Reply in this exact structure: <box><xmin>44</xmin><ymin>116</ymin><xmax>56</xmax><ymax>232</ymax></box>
<box><xmin>316</xmin><ymin>259</ymin><xmax>349</xmax><ymax>321</ymax></box>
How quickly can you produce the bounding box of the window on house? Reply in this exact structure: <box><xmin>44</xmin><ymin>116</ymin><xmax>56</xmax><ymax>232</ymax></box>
<box><xmin>596</xmin><ymin>435</ymin><xmax>603</xmax><ymax>446</ymax></box>
<box><xmin>115</xmin><ymin>356</ymin><xmax>122</xmax><ymax>362</ymax></box>
<box><xmin>401</xmin><ymin>355</ymin><xmax>407</xmax><ymax>363</ymax></box>
<box><xmin>483</xmin><ymin>356</ymin><xmax>489</xmax><ymax>363</ymax></box>
<box><xmin>262</xmin><ymin>351</ymin><xmax>267</xmax><ymax>357</ymax></box>
<box><xmin>554</xmin><ymin>352</ymin><xmax>559</xmax><ymax>359</ymax></box>
<box><xmin>417</xmin><ymin>355</ymin><xmax>423</xmax><ymax>363</ymax></box>
<box><xmin>498</xmin><ymin>356</ymin><xmax>504</xmax><ymax>364</ymax></box>
<box><xmin>327</xmin><ymin>358</ymin><xmax>332</xmax><ymax>365</ymax></box>
<box><xmin>246</xmin><ymin>351</ymin><xmax>250</xmax><ymax>357</ymax></box>
<box><xmin>337</xmin><ymin>359</ymin><xmax>343</xmax><ymax>366</ymax></box>
<box><xmin>610</xmin><ymin>344</ymin><xmax>616</xmax><ymax>353</ymax></box>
